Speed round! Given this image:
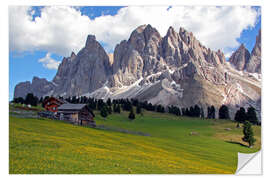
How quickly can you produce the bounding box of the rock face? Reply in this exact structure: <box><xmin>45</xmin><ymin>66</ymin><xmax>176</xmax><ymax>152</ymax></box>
<box><xmin>246</xmin><ymin>29</ymin><xmax>261</xmax><ymax>73</ymax></box>
<box><xmin>229</xmin><ymin>44</ymin><xmax>250</xmax><ymax>71</ymax></box>
<box><xmin>14</xmin><ymin>25</ymin><xmax>261</xmax><ymax>120</ymax></box>
<box><xmin>229</xmin><ymin>29</ymin><xmax>261</xmax><ymax>74</ymax></box>
<box><xmin>52</xmin><ymin>35</ymin><xmax>112</xmax><ymax>97</ymax></box>
<box><xmin>14</xmin><ymin>76</ymin><xmax>55</xmax><ymax>98</ymax></box>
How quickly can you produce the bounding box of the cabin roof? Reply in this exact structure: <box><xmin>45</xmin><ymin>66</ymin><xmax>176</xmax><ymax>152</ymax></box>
<box><xmin>44</xmin><ymin>96</ymin><xmax>67</xmax><ymax>104</ymax></box>
<box><xmin>58</xmin><ymin>103</ymin><xmax>86</xmax><ymax>110</ymax></box>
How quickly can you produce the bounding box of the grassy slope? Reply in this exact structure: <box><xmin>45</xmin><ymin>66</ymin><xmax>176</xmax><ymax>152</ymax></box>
<box><xmin>9</xmin><ymin>110</ymin><xmax>260</xmax><ymax>174</ymax></box>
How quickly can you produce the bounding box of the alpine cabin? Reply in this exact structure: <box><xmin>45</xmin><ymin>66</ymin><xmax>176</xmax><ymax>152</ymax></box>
<box><xmin>57</xmin><ymin>104</ymin><xmax>96</xmax><ymax>127</ymax></box>
<box><xmin>43</xmin><ymin>97</ymin><xmax>66</xmax><ymax>112</ymax></box>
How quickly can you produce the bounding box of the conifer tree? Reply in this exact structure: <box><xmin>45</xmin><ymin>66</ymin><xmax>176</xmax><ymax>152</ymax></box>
<box><xmin>113</xmin><ymin>103</ymin><xmax>117</xmax><ymax>113</ymax></box>
<box><xmin>200</xmin><ymin>107</ymin><xmax>204</xmax><ymax>118</ymax></box>
<box><xmin>100</xmin><ymin>106</ymin><xmax>108</xmax><ymax>118</ymax></box>
<box><xmin>128</xmin><ymin>107</ymin><xmax>135</xmax><ymax>120</ymax></box>
<box><xmin>107</xmin><ymin>105</ymin><xmax>112</xmax><ymax>114</ymax></box>
<box><xmin>106</xmin><ymin>98</ymin><xmax>112</xmax><ymax>106</ymax></box>
<box><xmin>234</xmin><ymin>107</ymin><xmax>246</xmax><ymax>127</ymax></box>
<box><xmin>136</xmin><ymin>103</ymin><xmax>141</xmax><ymax>114</ymax></box>
<box><xmin>194</xmin><ymin>105</ymin><xmax>201</xmax><ymax>117</ymax></box>
<box><xmin>116</xmin><ymin>104</ymin><xmax>121</xmax><ymax>113</ymax></box>
<box><xmin>207</xmin><ymin>106</ymin><xmax>211</xmax><ymax>119</ymax></box>
<box><xmin>219</xmin><ymin>105</ymin><xmax>230</xmax><ymax>119</ymax></box>
<box><xmin>25</xmin><ymin>93</ymin><xmax>38</xmax><ymax>106</ymax></box>
<box><xmin>242</xmin><ymin>121</ymin><xmax>256</xmax><ymax>148</ymax></box>
<box><xmin>246</xmin><ymin>106</ymin><xmax>258</xmax><ymax>125</ymax></box>
<box><xmin>210</xmin><ymin>106</ymin><xmax>216</xmax><ymax>119</ymax></box>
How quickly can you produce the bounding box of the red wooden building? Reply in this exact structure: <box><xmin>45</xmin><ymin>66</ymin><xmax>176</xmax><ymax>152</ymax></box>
<box><xmin>43</xmin><ymin>97</ymin><xmax>66</xmax><ymax>112</ymax></box>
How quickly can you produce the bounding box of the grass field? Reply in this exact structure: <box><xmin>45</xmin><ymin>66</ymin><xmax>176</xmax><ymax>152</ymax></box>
<box><xmin>9</xmin><ymin>107</ymin><xmax>261</xmax><ymax>174</ymax></box>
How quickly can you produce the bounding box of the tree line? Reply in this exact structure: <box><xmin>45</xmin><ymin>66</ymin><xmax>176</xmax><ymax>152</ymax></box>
<box><xmin>12</xmin><ymin>94</ymin><xmax>259</xmax><ymax>125</ymax></box>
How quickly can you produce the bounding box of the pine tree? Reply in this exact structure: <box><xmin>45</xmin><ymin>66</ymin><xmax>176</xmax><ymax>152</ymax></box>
<box><xmin>200</xmin><ymin>107</ymin><xmax>205</xmax><ymax>118</ymax></box>
<box><xmin>100</xmin><ymin>106</ymin><xmax>108</xmax><ymax>118</ymax></box>
<box><xmin>106</xmin><ymin>98</ymin><xmax>112</xmax><ymax>106</ymax></box>
<box><xmin>136</xmin><ymin>103</ymin><xmax>141</xmax><ymax>114</ymax></box>
<box><xmin>246</xmin><ymin>106</ymin><xmax>258</xmax><ymax>125</ymax></box>
<box><xmin>113</xmin><ymin>103</ymin><xmax>117</xmax><ymax>113</ymax></box>
<box><xmin>189</xmin><ymin>106</ymin><xmax>194</xmax><ymax>117</ymax></box>
<box><xmin>25</xmin><ymin>93</ymin><xmax>38</xmax><ymax>106</ymax></box>
<box><xmin>207</xmin><ymin>106</ymin><xmax>211</xmax><ymax>118</ymax></box>
<box><xmin>219</xmin><ymin>105</ymin><xmax>230</xmax><ymax>119</ymax></box>
<box><xmin>97</xmin><ymin>99</ymin><xmax>104</xmax><ymax>110</ymax></box>
<box><xmin>242</xmin><ymin>121</ymin><xmax>256</xmax><ymax>148</ymax></box>
<box><xmin>185</xmin><ymin>108</ymin><xmax>190</xmax><ymax>116</ymax></box>
<box><xmin>107</xmin><ymin>105</ymin><xmax>112</xmax><ymax>114</ymax></box>
<box><xmin>116</xmin><ymin>104</ymin><xmax>121</xmax><ymax>113</ymax></box>
<box><xmin>207</xmin><ymin>106</ymin><xmax>215</xmax><ymax>119</ymax></box>
<box><xmin>13</xmin><ymin>97</ymin><xmax>24</xmax><ymax>104</ymax></box>
<box><xmin>181</xmin><ymin>108</ymin><xmax>186</xmax><ymax>116</ymax></box>
<box><xmin>39</xmin><ymin>97</ymin><xmax>43</xmax><ymax>104</ymax></box>
<box><xmin>194</xmin><ymin>105</ymin><xmax>201</xmax><ymax>117</ymax></box>
<box><xmin>210</xmin><ymin>106</ymin><xmax>216</xmax><ymax>119</ymax></box>
<box><xmin>234</xmin><ymin>107</ymin><xmax>246</xmax><ymax>127</ymax></box>
<box><xmin>128</xmin><ymin>107</ymin><xmax>135</xmax><ymax>120</ymax></box>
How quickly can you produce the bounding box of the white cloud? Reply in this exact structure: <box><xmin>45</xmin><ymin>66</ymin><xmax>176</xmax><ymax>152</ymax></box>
<box><xmin>38</xmin><ymin>53</ymin><xmax>60</xmax><ymax>70</ymax></box>
<box><xmin>9</xmin><ymin>6</ymin><xmax>259</xmax><ymax>57</ymax></box>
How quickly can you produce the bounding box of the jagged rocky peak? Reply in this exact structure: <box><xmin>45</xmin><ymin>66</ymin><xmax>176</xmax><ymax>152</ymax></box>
<box><xmin>229</xmin><ymin>28</ymin><xmax>261</xmax><ymax>74</ymax></box>
<box><xmin>14</xmin><ymin>81</ymin><xmax>31</xmax><ymax>98</ymax></box>
<box><xmin>161</xmin><ymin>26</ymin><xmax>183</xmax><ymax>66</ymax></box>
<box><xmin>14</xmin><ymin>76</ymin><xmax>55</xmax><ymax>98</ymax></box>
<box><xmin>229</xmin><ymin>43</ymin><xmax>250</xmax><ymax>71</ymax></box>
<box><xmin>127</xmin><ymin>24</ymin><xmax>161</xmax><ymax>53</ymax></box>
<box><xmin>111</xmin><ymin>24</ymin><xmax>164</xmax><ymax>87</ymax></box>
<box><xmin>70</xmin><ymin>51</ymin><xmax>76</xmax><ymax>60</ymax></box>
<box><xmin>246</xmin><ymin>29</ymin><xmax>261</xmax><ymax>73</ymax></box>
<box><xmin>164</xmin><ymin>26</ymin><xmax>180</xmax><ymax>47</ymax></box>
<box><xmin>13</xmin><ymin>24</ymin><xmax>261</xmax><ymax>121</ymax></box>
<box><xmin>52</xmin><ymin>34</ymin><xmax>112</xmax><ymax>97</ymax></box>
<box><xmin>216</xmin><ymin>49</ymin><xmax>226</xmax><ymax>64</ymax></box>
<box><xmin>85</xmin><ymin>34</ymin><xmax>97</xmax><ymax>47</ymax></box>
<box><xmin>179</xmin><ymin>27</ymin><xmax>197</xmax><ymax>47</ymax></box>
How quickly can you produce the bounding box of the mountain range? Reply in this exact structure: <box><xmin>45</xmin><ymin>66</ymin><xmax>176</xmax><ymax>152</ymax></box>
<box><xmin>14</xmin><ymin>24</ymin><xmax>261</xmax><ymax>119</ymax></box>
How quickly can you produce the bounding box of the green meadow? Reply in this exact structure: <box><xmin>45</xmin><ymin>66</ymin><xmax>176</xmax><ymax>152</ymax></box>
<box><xmin>9</xmin><ymin>107</ymin><xmax>261</xmax><ymax>174</ymax></box>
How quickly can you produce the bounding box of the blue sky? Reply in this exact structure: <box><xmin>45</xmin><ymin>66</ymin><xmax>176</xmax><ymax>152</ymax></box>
<box><xmin>9</xmin><ymin>6</ymin><xmax>261</xmax><ymax>100</ymax></box>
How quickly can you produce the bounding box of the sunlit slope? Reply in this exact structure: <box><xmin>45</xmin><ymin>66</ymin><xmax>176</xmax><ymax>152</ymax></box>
<box><xmin>9</xmin><ymin>111</ymin><xmax>260</xmax><ymax>174</ymax></box>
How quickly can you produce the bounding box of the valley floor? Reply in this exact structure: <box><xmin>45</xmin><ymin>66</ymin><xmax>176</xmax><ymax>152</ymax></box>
<box><xmin>9</xmin><ymin>107</ymin><xmax>261</xmax><ymax>174</ymax></box>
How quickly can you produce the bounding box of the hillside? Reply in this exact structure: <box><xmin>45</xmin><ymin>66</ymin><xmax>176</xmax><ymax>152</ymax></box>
<box><xmin>9</xmin><ymin>107</ymin><xmax>261</xmax><ymax>174</ymax></box>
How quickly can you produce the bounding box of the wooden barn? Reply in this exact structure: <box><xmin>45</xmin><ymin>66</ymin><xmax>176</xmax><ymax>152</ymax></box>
<box><xmin>57</xmin><ymin>104</ymin><xmax>96</xmax><ymax>127</ymax></box>
<box><xmin>43</xmin><ymin>97</ymin><xmax>66</xmax><ymax>112</ymax></box>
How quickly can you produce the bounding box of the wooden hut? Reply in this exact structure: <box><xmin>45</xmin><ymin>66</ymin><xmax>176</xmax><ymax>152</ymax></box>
<box><xmin>57</xmin><ymin>104</ymin><xmax>95</xmax><ymax>127</ymax></box>
<box><xmin>43</xmin><ymin>97</ymin><xmax>66</xmax><ymax>112</ymax></box>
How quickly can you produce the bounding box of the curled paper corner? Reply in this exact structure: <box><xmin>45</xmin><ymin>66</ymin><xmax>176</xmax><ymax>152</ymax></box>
<box><xmin>235</xmin><ymin>151</ymin><xmax>262</xmax><ymax>175</ymax></box>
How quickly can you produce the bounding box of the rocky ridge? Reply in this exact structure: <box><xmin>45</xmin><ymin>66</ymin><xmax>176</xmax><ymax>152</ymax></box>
<box><xmin>14</xmin><ymin>25</ymin><xmax>261</xmax><ymax>120</ymax></box>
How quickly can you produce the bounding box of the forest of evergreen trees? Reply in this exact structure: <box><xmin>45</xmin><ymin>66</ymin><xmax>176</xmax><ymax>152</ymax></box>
<box><xmin>12</xmin><ymin>94</ymin><xmax>259</xmax><ymax>125</ymax></box>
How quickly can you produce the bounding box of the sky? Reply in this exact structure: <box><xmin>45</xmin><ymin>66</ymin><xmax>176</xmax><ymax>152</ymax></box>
<box><xmin>9</xmin><ymin>6</ymin><xmax>261</xmax><ymax>100</ymax></box>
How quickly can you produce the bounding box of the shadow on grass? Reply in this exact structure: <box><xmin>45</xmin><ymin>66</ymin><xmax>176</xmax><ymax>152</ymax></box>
<box><xmin>225</xmin><ymin>141</ymin><xmax>248</xmax><ymax>148</ymax></box>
